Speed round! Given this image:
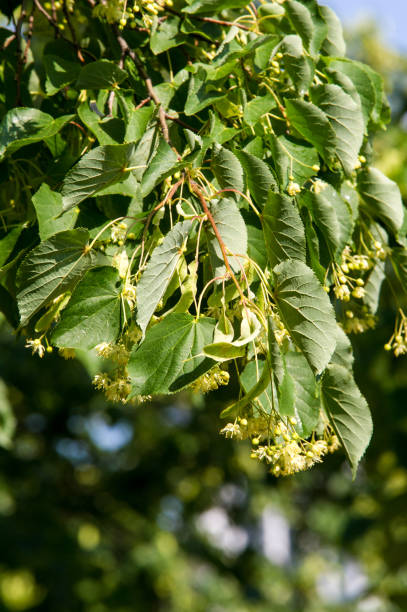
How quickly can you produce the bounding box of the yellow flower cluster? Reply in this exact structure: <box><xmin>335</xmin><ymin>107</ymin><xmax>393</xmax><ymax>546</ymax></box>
<box><xmin>251</xmin><ymin>434</ymin><xmax>340</xmax><ymax>477</ymax></box>
<box><xmin>122</xmin><ymin>283</ymin><xmax>137</xmax><ymax>309</ymax></box>
<box><xmin>330</xmin><ymin>247</ymin><xmax>370</xmax><ymax>303</ymax></box>
<box><xmin>95</xmin><ymin>342</ymin><xmax>129</xmax><ymax>365</ymax></box>
<box><xmin>93</xmin><ymin>0</ymin><xmax>173</xmax><ymax>30</ymax></box>
<box><xmin>270</xmin><ymin>310</ymin><xmax>290</xmax><ymax>346</ymax></box>
<box><xmin>93</xmin><ymin>373</ymin><xmax>131</xmax><ymax>403</ymax></box>
<box><xmin>110</xmin><ymin>222</ymin><xmax>128</xmax><ymax>245</ymax></box>
<box><xmin>220</xmin><ymin>411</ymin><xmax>341</xmax><ymax>476</ymax></box>
<box><xmin>342</xmin><ymin>309</ymin><xmax>376</xmax><ymax>335</ymax></box>
<box><xmin>191</xmin><ymin>365</ymin><xmax>230</xmax><ymax>394</ymax></box>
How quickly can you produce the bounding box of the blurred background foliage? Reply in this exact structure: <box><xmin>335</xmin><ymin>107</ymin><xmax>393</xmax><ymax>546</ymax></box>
<box><xmin>1</xmin><ymin>14</ymin><xmax>407</xmax><ymax>612</ymax></box>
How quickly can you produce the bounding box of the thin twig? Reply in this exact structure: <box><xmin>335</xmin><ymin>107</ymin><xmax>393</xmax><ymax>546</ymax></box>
<box><xmin>62</xmin><ymin>0</ymin><xmax>85</xmax><ymax>62</ymax></box>
<box><xmin>50</xmin><ymin>0</ymin><xmax>57</xmax><ymax>27</ymax></box>
<box><xmin>139</xmin><ymin>179</ymin><xmax>184</xmax><ymax>268</ymax></box>
<box><xmin>165</xmin><ymin>6</ymin><xmax>251</xmax><ymax>31</ymax></box>
<box><xmin>33</xmin><ymin>0</ymin><xmax>95</xmax><ymax>59</ymax></box>
<box><xmin>2</xmin><ymin>34</ymin><xmax>16</xmax><ymax>50</ymax></box>
<box><xmin>164</xmin><ymin>113</ymin><xmax>198</xmax><ymax>133</ymax></box>
<box><xmin>116</xmin><ymin>32</ymin><xmax>175</xmax><ymax>150</ymax></box>
<box><xmin>190</xmin><ymin>181</ymin><xmax>246</xmax><ymax>302</ymax></box>
<box><xmin>107</xmin><ymin>46</ymin><xmax>126</xmax><ymax>116</ymax></box>
<box><xmin>33</xmin><ymin>0</ymin><xmax>58</xmax><ymax>29</ymax></box>
<box><xmin>135</xmin><ymin>97</ymin><xmax>151</xmax><ymax>109</ymax></box>
<box><xmin>15</xmin><ymin>1</ymin><xmax>29</xmax><ymax>106</ymax></box>
<box><xmin>192</xmin><ymin>15</ymin><xmax>251</xmax><ymax>31</ymax></box>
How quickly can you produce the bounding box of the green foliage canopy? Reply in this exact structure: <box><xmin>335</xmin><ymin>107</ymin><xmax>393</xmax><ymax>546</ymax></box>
<box><xmin>1</xmin><ymin>0</ymin><xmax>407</xmax><ymax>478</ymax></box>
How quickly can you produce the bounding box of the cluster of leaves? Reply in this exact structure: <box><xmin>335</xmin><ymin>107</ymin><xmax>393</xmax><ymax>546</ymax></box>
<box><xmin>1</xmin><ymin>0</ymin><xmax>407</xmax><ymax>477</ymax></box>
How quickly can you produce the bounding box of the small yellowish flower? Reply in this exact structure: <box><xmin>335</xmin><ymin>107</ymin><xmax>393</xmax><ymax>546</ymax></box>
<box><xmin>334</xmin><ymin>285</ymin><xmax>350</xmax><ymax>301</ymax></box>
<box><xmin>95</xmin><ymin>342</ymin><xmax>114</xmax><ymax>358</ymax></box>
<box><xmin>25</xmin><ymin>338</ymin><xmax>45</xmax><ymax>358</ymax></box>
<box><xmin>220</xmin><ymin>423</ymin><xmax>243</xmax><ymax>439</ymax></box>
<box><xmin>352</xmin><ymin>286</ymin><xmax>365</xmax><ymax>299</ymax></box>
<box><xmin>274</xmin><ymin>327</ymin><xmax>289</xmax><ymax>345</ymax></box>
<box><xmin>111</xmin><ymin>222</ymin><xmax>127</xmax><ymax>244</ymax></box>
<box><xmin>311</xmin><ymin>179</ymin><xmax>326</xmax><ymax>194</ymax></box>
<box><xmin>327</xmin><ymin>435</ymin><xmax>341</xmax><ymax>453</ymax></box>
<box><xmin>93</xmin><ymin>373</ymin><xmax>110</xmax><ymax>390</ymax></box>
<box><xmin>105</xmin><ymin>378</ymin><xmax>131</xmax><ymax>403</ymax></box>
<box><xmin>287</xmin><ymin>181</ymin><xmax>301</xmax><ymax>197</ymax></box>
<box><xmin>122</xmin><ymin>283</ymin><xmax>137</xmax><ymax>309</ymax></box>
<box><xmin>112</xmin><ymin>250</ymin><xmax>129</xmax><ymax>279</ymax></box>
<box><xmin>59</xmin><ymin>348</ymin><xmax>76</xmax><ymax>359</ymax></box>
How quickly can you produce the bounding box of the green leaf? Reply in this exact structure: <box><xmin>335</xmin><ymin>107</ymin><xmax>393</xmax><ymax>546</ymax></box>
<box><xmin>78</xmin><ymin>100</ymin><xmax>123</xmax><ymax>145</ymax></box>
<box><xmin>184</xmin><ymin>68</ymin><xmax>227</xmax><ymax>116</ymax></box>
<box><xmin>61</xmin><ymin>144</ymin><xmax>134</xmax><ymax>211</ymax></box>
<box><xmin>171</xmin><ymin>317</ymin><xmax>216</xmax><ymax>391</ymax></box>
<box><xmin>392</xmin><ymin>247</ymin><xmax>407</xmax><ymax>293</ymax></box>
<box><xmin>278</xmin><ymin>35</ymin><xmax>314</xmax><ymax>94</ymax></box>
<box><xmin>207</xmin><ymin>198</ymin><xmax>247</xmax><ymax>276</ymax></box>
<box><xmin>0</xmin><ymin>226</ymin><xmax>23</xmax><ymax>268</ymax></box>
<box><xmin>0</xmin><ymin>108</ymin><xmax>74</xmax><ymax>160</ymax></box>
<box><xmin>235</xmin><ymin>150</ymin><xmax>277</xmax><ymax>208</ymax></box>
<box><xmin>150</xmin><ymin>16</ymin><xmax>185</xmax><ymax>54</ymax></box>
<box><xmin>207</xmin><ymin>111</ymin><xmax>238</xmax><ymax>145</ymax></box>
<box><xmin>273</xmin><ymin>260</ymin><xmax>338</xmax><ymax>375</ymax></box>
<box><xmin>327</xmin><ymin>58</ymin><xmax>377</xmax><ymax>126</ymax></box>
<box><xmin>330</xmin><ymin>325</ymin><xmax>354</xmax><ymax>370</ymax></box>
<box><xmin>268</xmin><ymin>134</ymin><xmax>320</xmax><ymax>188</ymax></box>
<box><xmin>247</xmin><ymin>224</ymin><xmax>267</xmax><ymax>269</ymax></box>
<box><xmin>285</xmin><ymin>351</ymin><xmax>321</xmax><ymax>437</ymax></box>
<box><xmin>262</xmin><ymin>192</ymin><xmax>306</xmax><ymax>268</ymax></box>
<box><xmin>277</xmin><ymin>359</ymin><xmax>296</xmax><ymax>417</ymax></box>
<box><xmin>299</xmin><ymin>182</ymin><xmax>353</xmax><ymax>259</ymax></box>
<box><xmin>131</xmin><ymin>127</ymin><xmax>159</xmax><ymax>181</ymax></box>
<box><xmin>211</xmin><ymin>145</ymin><xmax>244</xmax><ymax>200</ymax></box>
<box><xmin>243</xmin><ymin>94</ymin><xmax>276</xmax><ymax>126</ymax></box>
<box><xmin>319</xmin><ymin>5</ymin><xmax>346</xmax><ymax>57</ymax></box>
<box><xmin>16</xmin><ymin>229</ymin><xmax>94</xmax><ymax>326</ymax></box>
<box><xmin>32</xmin><ymin>184</ymin><xmax>77</xmax><ymax>241</ymax></box>
<box><xmin>285</xmin><ymin>98</ymin><xmax>336</xmax><ymax>165</ymax></box>
<box><xmin>221</xmin><ymin>357</ymin><xmax>272</xmax><ymax>419</ymax></box>
<box><xmin>364</xmin><ymin>260</ymin><xmax>385</xmax><ymax>314</ymax></box>
<box><xmin>136</xmin><ymin>220</ymin><xmax>193</xmax><ymax>336</ymax></box>
<box><xmin>363</xmin><ymin>65</ymin><xmax>387</xmax><ymax>125</ymax></box>
<box><xmin>52</xmin><ymin>267</ymin><xmax>122</xmax><ymax>350</ymax></box>
<box><xmin>116</xmin><ymin>94</ymin><xmax>154</xmax><ymax>142</ymax></box>
<box><xmin>239</xmin><ymin>360</ymin><xmax>274</xmax><ymax>416</ymax></box>
<box><xmin>284</xmin><ymin>0</ymin><xmax>327</xmax><ymax>56</ymax></box>
<box><xmin>239</xmin><ymin>338</ymin><xmax>294</xmax><ymax>422</ymax></box>
<box><xmin>341</xmin><ymin>181</ymin><xmax>359</xmax><ymax>219</ymax></box>
<box><xmin>321</xmin><ymin>363</ymin><xmax>373</xmax><ymax>477</ymax></box>
<box><xmin>301</xmin><ymin>207</ymin><xmax>325</xmax><ymax>284</ymax></box>
<box><xmin>44</xmin><ymin>54</ymin><xmax>81</xmax><ymax>95</ymax></box>
<box><xmin>357</xmin><ymin>167</ymin><xmax>405</xmax><ymax>238</ymax></box>
<box><xmin>0</xmin><ymin>379</ymin><xmax>15</xmax><ymax>449</ymax></box>
<box><xmin>311</xmin><ymin>84</ymin><xmax>365</xmax><ymax>175</ymax></box>
<box><xmin>284</xmin><ymin>0</ymin><xmax>313</xmax><ymax>49</ymax></box>
<box><xmin>96</xmin><ymin>173</ymin><xmax>139</xmax><ymax>198</ymax></box>
<box><xmin>128</xmin><ymin>313</ymin><xmax>215</xmax><ymax>395</ymax></box>
<box><xmin>76</xmin><ymin>60</ymin><xmax>128</xmax><ymax>90</ymax></box>
<box><xmin>140</xmin><ymin>139</ymin><xmax>179</xmax><ymax>197</ymax></box>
